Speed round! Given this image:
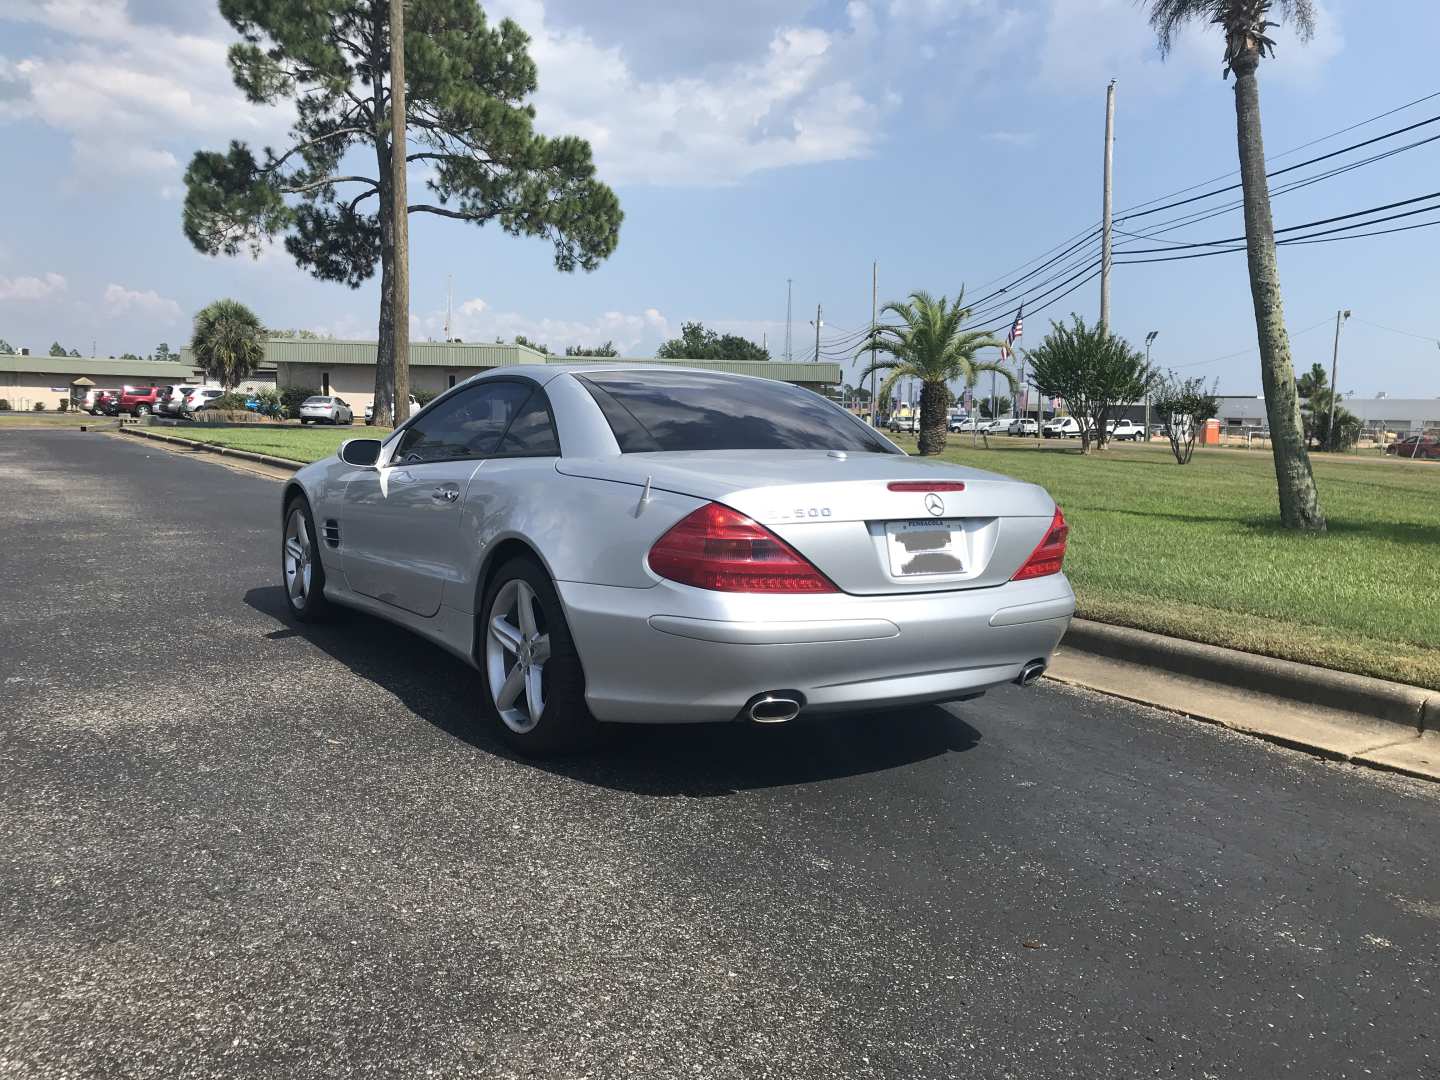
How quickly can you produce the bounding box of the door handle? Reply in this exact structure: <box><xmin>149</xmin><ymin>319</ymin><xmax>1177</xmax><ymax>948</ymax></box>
<box><xmin>432</xmin><ymin>486</ymin><xmax>460</xmax><ymax>503</ymax></box>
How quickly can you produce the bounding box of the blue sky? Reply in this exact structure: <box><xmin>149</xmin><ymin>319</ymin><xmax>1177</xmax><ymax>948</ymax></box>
<box><xmin>1</xmin><ymin>0</ymin><xmax>1437</xmax><ymax>397</ymax></box>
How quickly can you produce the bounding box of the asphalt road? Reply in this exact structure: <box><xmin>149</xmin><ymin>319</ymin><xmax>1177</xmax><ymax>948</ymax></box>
<box><xmin>2</xmin><ymin>430</ymin><xmax>1437</xmax><ymax>1080</ymax></box>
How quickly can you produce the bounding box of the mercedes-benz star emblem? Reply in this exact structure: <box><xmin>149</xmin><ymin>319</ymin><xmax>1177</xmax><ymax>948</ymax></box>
<box><xmin>924</xmin><ymin>493</ymin><xmax>946</xmax><ymax>517</ymax></box>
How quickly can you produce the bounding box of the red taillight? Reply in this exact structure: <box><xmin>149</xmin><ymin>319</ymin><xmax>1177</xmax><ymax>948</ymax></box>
<box><xmin>887</xmin><ymin>481</ymin><xmax>966</xmax><ymax>492</ymax></box>
<box><xmin>1012</xmin><ymin>506</ymin><xmax>1069</xmax><ymax>581</ymax></box>
<box><xmin>648</xmin><ymin>503</ymin><xmax>837</xmax><ymax>593</ymax></box>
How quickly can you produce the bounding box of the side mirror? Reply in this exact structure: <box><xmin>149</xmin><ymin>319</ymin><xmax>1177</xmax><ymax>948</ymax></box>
<box><xmin>338</xmin><ymin>438</ymin><xmax>383</xmax><ymax>468</ymax></box>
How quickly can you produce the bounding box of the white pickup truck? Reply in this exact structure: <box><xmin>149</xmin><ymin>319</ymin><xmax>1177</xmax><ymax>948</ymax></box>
<box><xmin>1107</xmin><ymin>419</ymin><xmax>1145</xmax><ymax>441</ymax></box>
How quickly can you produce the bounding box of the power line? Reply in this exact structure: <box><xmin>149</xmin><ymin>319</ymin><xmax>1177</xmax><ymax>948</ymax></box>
<box><xmin>1170</xmin><ymin>317</ymin><xmax>1335</xmax><ymax>370</ymax></box>
<box><xmin>1350</xmin><ymin>316</ymin><xmax>1440</xmax><ymax>344</ymax></box>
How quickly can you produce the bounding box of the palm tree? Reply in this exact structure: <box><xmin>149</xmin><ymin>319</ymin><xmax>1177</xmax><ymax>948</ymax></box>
<box><xmin>191</xmin><ymin>299</ymin><xmax>266</xmax><ymax>390</ymax></box>
<box><xmin>858</xmin><ymin>290</ymin><xmax>1014</xmax><ymax>455</ymax></box>
<box><xmin>1144</xmin><ymin>0</ymin><xmax>1324</xmax><ymax>531</ymax></box>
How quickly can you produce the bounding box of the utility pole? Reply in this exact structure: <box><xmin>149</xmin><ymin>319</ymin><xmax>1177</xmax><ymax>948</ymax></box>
<box><xmin>1100</xmin><ymin>78</ymin><xmax>1116</xmax><ymax>331</ymax></box>
<box><xmin>1145</xmin><ymin>330</ymin><xmax>1158</xmax><ymax>442</ymax></box>
<box><xmin>785</xmin><ymin>279</ymin><xmax>793</xmax><ymax>362</ymax></box>
<box><xmin>870</xmin><ymin>261</ymin><xmax>878</xmax><ymax>425</ymax></box>
<box><xmin>389</xmin><ymin>0</ymin><xmax>411</xmax><ymax>425</ymax></box>
<box><xmin>810</xmin><ymin>304</ymin><xmax>823</xmax><ymax>363</ymax></box>
<box><xmin>1326</xmin><ymin>308</ymin><xmax>1351</xmax><ymax>451</ymax></box>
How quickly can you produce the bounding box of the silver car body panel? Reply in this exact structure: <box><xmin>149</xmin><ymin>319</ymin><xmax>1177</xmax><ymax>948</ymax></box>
<box><xmin>287</xmin><ymin>364</ymin><xmax>1075</xmax><ymax>723</ymax></box>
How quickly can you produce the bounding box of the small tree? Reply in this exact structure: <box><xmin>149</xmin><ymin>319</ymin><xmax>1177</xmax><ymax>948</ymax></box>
<box><xmin>1026</xmin><ymin>316</ymin><xmax>1159</xmax><ymax>452</ymax></box>
<box><xmin>565</xmin><ymin>341</ymin><xmax>618</xmax><ymax>357</ymax></box>
<box><xmin>150</xmin><ymin>342</ymin><xmax>179</xmax><ymax>362</ymax></box>
<box><xmin>48</xmin><ymin>342</ymin><xmax>68</xmax><ymax>357</ymax></box>
<box><xmin>656</xmin><ymin>322</ymin><xmax>770</xmax><ymax>363</ymax></box>
<box><xmin>191</xmin><ymin>299</ymin><xmax>266</xmax><ymax>389</ymax></box>
<box><xmin>514</xmin><ymin>335</ymin><xmax>551</xmax><ymax>355</ymax></box>
<box><xmin>1150</xmin><ymin>373</ymin><xmax>1220</xmax><ymax>464</ymax></box>
<box><xmin>279</xmin><ymin>385</ymin><xmax>319</xmax><ymax>419</ymax></box>
<box><xmin>0</xmin><ymin>339</ymin><xmax>15</xmax><ymax>355</ymax></box>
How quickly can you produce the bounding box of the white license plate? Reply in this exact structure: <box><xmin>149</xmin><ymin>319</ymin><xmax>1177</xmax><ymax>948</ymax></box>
<box><xmin>885</xmin><ymin>519</ymin><xmax>966</xmax><ymax>576</ymax></box>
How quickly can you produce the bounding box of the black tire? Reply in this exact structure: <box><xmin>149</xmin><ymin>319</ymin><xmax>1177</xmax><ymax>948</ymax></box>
<box><xmin>479</xmin><ymin>557</ymin><xmax>598</xmax><ymax>755</ymax></box>
<box><xmin>281</xmin><ymin>495</ymin><xmax>334</xmax><ymax>623</ymax></box>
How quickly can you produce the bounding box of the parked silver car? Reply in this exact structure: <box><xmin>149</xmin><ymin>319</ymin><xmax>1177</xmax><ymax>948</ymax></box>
<box><xmin>280</xmin><ymin>366</ymin><xmax>1074</xmax><ymax>753</ymax></box>
<box><xmin>299</xmin><ymin>396</ymin><xmax>354</xmax><ymax>425</ymax></box>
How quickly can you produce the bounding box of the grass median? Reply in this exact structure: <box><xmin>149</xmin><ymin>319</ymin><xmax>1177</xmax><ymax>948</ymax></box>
<box><xmin>896</xmin><ymin>435</ymin><xmax>1440</xmax><ymax>689</ymax></box>
<box><xmin>153</xmin><ymin>423</ymin><xmax>390</xmax><ymax>462</ymax></box>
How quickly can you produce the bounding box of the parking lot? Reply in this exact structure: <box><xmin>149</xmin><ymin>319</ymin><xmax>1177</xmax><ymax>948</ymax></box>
<box><xmin>2</xmin><ymin>429</ymin><xmax>1438</xmax><ymax>1079</ymax></box>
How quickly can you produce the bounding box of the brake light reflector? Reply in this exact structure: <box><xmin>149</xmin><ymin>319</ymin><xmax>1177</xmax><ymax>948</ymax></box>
<box><xmin>887</xmin><ymin>481</ymin><xmax>966</xmax><ymax>492</ymax></box>
<box><xmin>1012</xmin><ymin>506</ymin><xmax>1069</xmax><ymax>580</ymax></box>
<box><xmin>648</xmin><ymin>503</ymin><xmax>838</xmax><ymax>593</ymax></box>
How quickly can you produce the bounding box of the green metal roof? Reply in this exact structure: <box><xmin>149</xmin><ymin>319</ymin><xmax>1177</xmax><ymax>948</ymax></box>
<box><xmin>0</xmin><ymin>356</ymin><xmax>200</xmax><ymax>378</ymax></box>
<box><xmin>200</xmin><ymin>338</ymin><xmax>841</xmax><ymax>384</ymax></box>
<box><xmin>181</xmin><ymin>338</ymin><xmax>547</xmax><ymax>369</ymax></box>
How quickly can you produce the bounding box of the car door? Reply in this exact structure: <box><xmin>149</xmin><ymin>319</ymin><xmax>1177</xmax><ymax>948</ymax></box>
<box><xmin>340</xmin><ymin>379</ymin><xmax>534</xmax><ymax>618</ymax></box>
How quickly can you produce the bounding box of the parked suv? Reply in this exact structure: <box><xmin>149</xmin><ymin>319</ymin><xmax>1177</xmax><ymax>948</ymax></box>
<box><xmin>183</xmin><ymin>387</ymin><xmax>227</xmax><ymax>414</ymax></box>
<box><xmin>118</xmin><ymin>386</ymin><xmax>164</xmax><ymax>416</ymax></box>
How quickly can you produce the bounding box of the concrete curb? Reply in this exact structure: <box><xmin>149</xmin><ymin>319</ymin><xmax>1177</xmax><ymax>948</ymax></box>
<box><xmin>1061</xmin><ymin>619</ymin><xmax>1436</xmax><ymax>735</ymax></box>
<box><xmin>120</xmin><ymin>426</ymin><xmax>303</xmax><ymax>474</ymax></box>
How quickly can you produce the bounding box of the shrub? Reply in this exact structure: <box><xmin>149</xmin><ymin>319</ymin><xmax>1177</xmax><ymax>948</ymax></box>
<box><xmin>32</xmin><ymin>401</ymin><xmax>46</xmax><ymax>412</ymax></box>
<box><xmin>0</xmin><ymin>399</ymin><xmax>11</xmax><ymax>411</ymax></box>
<box><xmin>280</xmin><ymin>385</ymin><xmax>318</xmax><ymax>420</ymax></box>
<box><xmin>211</xmin><ymin>392</ymin><xmax>250</xmax><ymax>411</ymax></box>
<box><xmin>251</xmin><ymin>385</ymin><xmax>285</xmax><ymax>418</ymax></box>
<box><xmin>415</xmin><ymin>388</ymin><xmax>438</xmax><ymax>407</ymax></box>
<box><xmin>57</xmin><ymin>399</ymin><xmax>70</xmax><ymax>413</ymax></box>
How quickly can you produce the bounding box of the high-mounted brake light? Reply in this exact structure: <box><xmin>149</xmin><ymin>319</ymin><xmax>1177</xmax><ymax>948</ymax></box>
<box><xmin>1012</xmin><ymin>506</ymin><xmax>1069</xmax><ymax>581</ymax></box>
<box><xmin>887</xmin><ymin>481</ymin><xmax>966</xmax><ymax>492</ymax></box>
<box><xmin>648</xmin><ymin>503</ymin><xmax>837</xmax><ymax>593</ymax></box>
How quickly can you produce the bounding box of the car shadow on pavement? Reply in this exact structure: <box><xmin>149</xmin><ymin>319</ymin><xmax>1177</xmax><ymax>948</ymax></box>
<box><xmin>244</xmin><ymin>585</ymin><xmax>982</xmax><ymax>797</ymax></box>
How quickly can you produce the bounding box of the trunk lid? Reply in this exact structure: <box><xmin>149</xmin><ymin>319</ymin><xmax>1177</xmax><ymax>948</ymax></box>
<box><xmin>555</xmin><ymin>450</ymin><xmax>1059</xmax><ymax>593</ymax></box>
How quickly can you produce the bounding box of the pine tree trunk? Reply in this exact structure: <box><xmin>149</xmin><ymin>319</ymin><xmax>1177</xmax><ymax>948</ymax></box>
<box><xmin>918</xmin><ymin>381</ymin><xmax>948</xmax><ymax>455</ymax></box>
<box><xmin>373</xmin><ymin>162</ymin><xmax>397</xmax><ymax>429</ymax></box>
<box><xmin>1231</xmin><ymin>53</ymin><xmax>1325</xmax><ymax>531</ymax></box>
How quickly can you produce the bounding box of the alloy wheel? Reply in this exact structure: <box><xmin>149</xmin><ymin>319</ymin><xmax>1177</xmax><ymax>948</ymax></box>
<box><xmin>485</xmin><ymin>578</ymin><xmax>551</xmax><ymax>734</ymax></box>
<box><xmin>283</xmin><ymin>506</ymin><xmax>313</xmax><ymax>611</ymax></box>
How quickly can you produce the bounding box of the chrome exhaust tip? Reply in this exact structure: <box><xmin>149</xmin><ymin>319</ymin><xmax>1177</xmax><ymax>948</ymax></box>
<box><xmin>747</xmin><ymin>694</ymin><xmax>803</xmax><ymax>724</ymax></box>
<box><xmin>1014</xmin><ymin>660</ymin><xmax>1047</xmax><ymax>687</ymax></box>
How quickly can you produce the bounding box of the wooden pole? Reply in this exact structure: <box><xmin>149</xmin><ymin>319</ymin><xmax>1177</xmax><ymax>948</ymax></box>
<box><xmin>389</xmin><ymin>0</ymin><xmax>410</xmax><ymax>424</ymax></box>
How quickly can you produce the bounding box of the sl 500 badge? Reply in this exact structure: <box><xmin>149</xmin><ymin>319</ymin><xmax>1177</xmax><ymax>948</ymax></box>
<box><xmin>773</xmin><ymin>507</ymin><xmax>833</xmax><ymax>520</ymax></box>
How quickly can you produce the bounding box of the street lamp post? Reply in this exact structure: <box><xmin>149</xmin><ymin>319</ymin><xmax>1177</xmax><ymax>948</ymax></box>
<box><xmin>1326</xmin><ymin>309</ymin><xmax>1351</xmax><ymax>451</ymax></box>
<box><xmin>1144</xmin><ymin>330</ymin><xmax>1159</xmax><ymax>442</ymax></box>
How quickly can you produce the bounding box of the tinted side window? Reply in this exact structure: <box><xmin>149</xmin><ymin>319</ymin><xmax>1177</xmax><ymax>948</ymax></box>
<box><xmin>497</xmin><ymin>392</ymin><xmax>560</xmax><ymax>456</ymax></box>
<box><xmin>391</xmin><ymin>382</ymin><xmax>533</xmax><ymax>464</ymax></box>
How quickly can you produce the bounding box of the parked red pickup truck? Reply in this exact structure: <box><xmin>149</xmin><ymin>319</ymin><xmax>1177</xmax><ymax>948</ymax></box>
<box><xmin>117</xmin><ymin>386</ymin><xmax>163</xmax><ymax>416</ymax></box>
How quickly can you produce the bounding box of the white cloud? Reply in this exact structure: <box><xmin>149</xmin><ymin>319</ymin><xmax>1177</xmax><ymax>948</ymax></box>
<box><xmin>103</xmin><ymin>283</ymin><xmax>182</xmax><ymax>322</ymax></box>
<box><xmin>0</xmin><ymin>0</ymin><xmax>289</xmax><ymax>183</ymax></box>
<box><xmin>487</xmin><ymin>0</ymin><xmax>889</xmax><ymax>185</ymax></box>
<box><xmin>417</xmin><ymin>297</ymin><xmax>670</xmax><ymax>354</ymax></box>
<box><xmin>0</xmin><ymin>272</ymin><xmax>67</xmax><ymax>301</ymax></box>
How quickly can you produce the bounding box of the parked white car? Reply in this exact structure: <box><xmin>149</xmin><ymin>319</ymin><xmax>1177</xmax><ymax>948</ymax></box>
<box><xmin>299</xmin><ymin>396</ymin><xmax>355</xmax><ymax>425</ymax></box>
<box><xmin>888</xmin><ymin>414</ymin><xmax>920</xmax><ymax>433</ymax></box>
<box><xmin>1107</xmin><ymin>419</ymin><xmax>1145</xmax><ymax>441</ymax></box>
<box><xmin>183</xmin><ymin>387</ymin><xmax>227</xmax><ymax>414</ymax></box>
<box><xmin>1043</xmin><ymin>416</ymin><xmax>1093</xmax><ymax>439</ymax></box>
<box><xmin>364</xmin><ymin>395</ymin><xmax>421</xmax><ymax>425</ymax></box>
<box><xmin>951</xmin><ymin>417</ymin><xmax>983</xmax><ymax>433</ymax></box>
<box><xmin>1009</xmin><ymin>418</ymin><xmax>1040</xmax><ymax>436</ymax></box>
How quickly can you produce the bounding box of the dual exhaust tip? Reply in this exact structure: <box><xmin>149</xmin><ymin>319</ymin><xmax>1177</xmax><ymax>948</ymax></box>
<box><xmin>1014</xmin><ymin>660</ymin><xmax>1047</xmax><ymax>687</ymax></box>
<box><xmin>745</xmin><ymin>692</ymin><xmax>804</xmax><ymax>724</ymax></box>
<box><xmin>744</xmin><ymin>662</ymin><xmax>1045</xmax><ymax>724</ymax></box>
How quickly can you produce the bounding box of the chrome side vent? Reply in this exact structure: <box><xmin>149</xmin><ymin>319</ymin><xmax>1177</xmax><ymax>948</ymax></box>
<box><xmin>323</xmin><ymin>519</ymin><xmax>341</xmax><ymax>548</ymax></box>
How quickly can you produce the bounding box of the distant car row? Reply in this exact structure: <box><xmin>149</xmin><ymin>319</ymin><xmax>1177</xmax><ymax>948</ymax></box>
<box><xmin>885</xmin><ymin>414</ymin><xmax>1145</xmax><ymax>440</ymax></box>
<box><xmin>84</xmin><ymin>385</ymin><xmax>226</xmax><ymax>417</ymax></box>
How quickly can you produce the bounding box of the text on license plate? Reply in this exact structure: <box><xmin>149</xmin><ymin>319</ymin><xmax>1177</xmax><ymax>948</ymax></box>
<box><xmin>885</xmin><ymin>519</ymin><xmax>966</xmax><ymax>576</ymax></box>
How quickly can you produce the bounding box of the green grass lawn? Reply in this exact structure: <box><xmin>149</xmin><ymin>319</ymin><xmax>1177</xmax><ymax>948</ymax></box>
<box><xmin>155</xmin><ymin>423</ymin><xmax>390</xmax><ymax>462</ymax></box>
<box><xmin>895</xmin><ymin>435</ymin><xmax>1440</xmax><ymax>689</ymax></box>
<box><xmin>156</xmin><ymin>423</ymin><xmax>1440</xmax><ymax>688</ymax></box>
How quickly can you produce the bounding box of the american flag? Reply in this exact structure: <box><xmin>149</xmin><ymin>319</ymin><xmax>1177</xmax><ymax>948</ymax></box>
<box><xmin>1007</xmin><ymin>305</ymin><xmax>1025</xmax><ymax>348</ymax></box>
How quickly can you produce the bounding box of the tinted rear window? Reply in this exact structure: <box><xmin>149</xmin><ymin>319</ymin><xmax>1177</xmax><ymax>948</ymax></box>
<box><xmin>576</xmin><ymin>371</ymin><xmax>899</xmax><ymax>454</ymax></box>
<box><xmin>304</xmin><ymin>397</ymin><xmax>330</xmax><ymax>405</ymax></box>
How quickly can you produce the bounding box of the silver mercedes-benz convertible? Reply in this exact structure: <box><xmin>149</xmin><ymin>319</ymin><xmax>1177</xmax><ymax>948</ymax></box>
<box><xmin>280</xmin><ymin>365</ymin><xmax>1075</xmax><ymax>752</ymax></box>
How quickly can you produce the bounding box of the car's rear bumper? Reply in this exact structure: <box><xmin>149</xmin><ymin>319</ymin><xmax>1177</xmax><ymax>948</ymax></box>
<box><xmin>558</xmin><ymin>574</ymin><xmax>1075</xmax><ymax>723</ymax></box>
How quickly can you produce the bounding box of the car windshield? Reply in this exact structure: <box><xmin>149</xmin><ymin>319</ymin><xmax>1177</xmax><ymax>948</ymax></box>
<box><xmin>576</xmin><ymin>370</ymin><xmax>899</xmax><ymax>454</ymax></box>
